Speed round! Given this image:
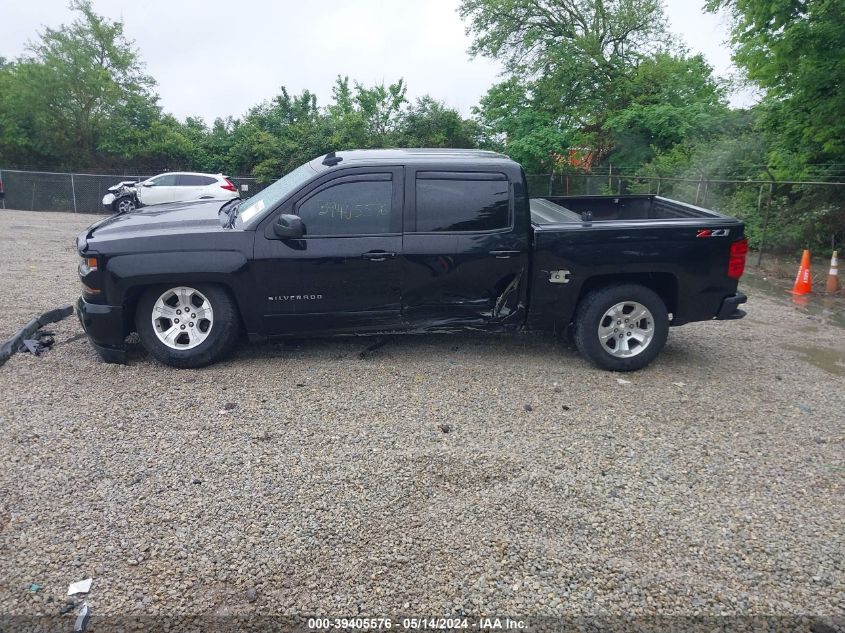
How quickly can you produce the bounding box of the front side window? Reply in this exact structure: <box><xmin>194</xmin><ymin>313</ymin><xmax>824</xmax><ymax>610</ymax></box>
<box><xmin>415</xmin><ymin>175</ymin><xmax>510</xmax><ymax>232</ymax></box>
<box><xmin>149</xmin><ymin>174</ymin><xmax>177</xmax><ymax>187</ymax></box>
<box><xmin>297</xmin><ymin>178</ymin><xmax>393</xmax><ymax>236</ymax></box>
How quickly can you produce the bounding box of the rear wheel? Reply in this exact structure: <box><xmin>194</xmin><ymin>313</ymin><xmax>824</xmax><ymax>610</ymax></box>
<box><xmin>136</xmin><ymin>284</ymin><xmax>241</xmax><ymax>368</ymax></box>
<box><xmin>573</xmin><ymin>284</ymin><xmax>669</xmax><ymax>372</ymax></box>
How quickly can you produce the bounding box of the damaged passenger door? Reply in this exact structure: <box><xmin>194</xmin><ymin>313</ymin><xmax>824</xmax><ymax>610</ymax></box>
<box><xmin>401</xmin><ymin>169</ymin><xmax>529</xmax><ymax>328</ymax></box>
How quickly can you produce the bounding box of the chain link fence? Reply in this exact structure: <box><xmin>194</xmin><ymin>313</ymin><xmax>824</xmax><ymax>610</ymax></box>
<box><xmin>526</xmin><ymin>172</ymin><xmax>739</xmax><ymax>211</ymax></box>
<box><xmin>2</xmin><ymin>167</ymin><xmax>841</xmax><ymax>254</ymax></box>
<box><xmin>0</xmin><ymin>169</ymin><xmax>268</xmax><ymax>214</ymax></box>
<box><xmin>527</xmin><ymin>172</ymin><xmax>844</xmax><ymax>203</ymax></box>
<box><xmin>527</xmin><ymin>172</ymin><xmax>845</xmax><ymax>255</ymax></box>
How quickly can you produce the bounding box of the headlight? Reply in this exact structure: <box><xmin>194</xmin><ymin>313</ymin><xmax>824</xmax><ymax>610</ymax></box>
<box><xmin>80</xmin><ymin>255</ymin><xmax>98</xmax><ymax>273</ymax></box>
<box><xmin>79</xmin><ymin>255</ymin><xmax>102</xmax><ymax>296</ymax></box>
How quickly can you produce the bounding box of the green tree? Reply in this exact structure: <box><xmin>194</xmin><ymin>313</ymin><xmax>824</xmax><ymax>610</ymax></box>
<box><xmin>706</xmin><ymin>0</ymin><xmax>845</xmax><ymax>179</ymax></box>
<box><xmin>461</xmin><ymin>0</ymin><xmax>682</xmax><ymax>168</ymax></box>
<box><xmin>604</xmin><ymin>52</ymin><xmax>729</xmax><ymax>171</ymax></box>
<box><xmin>324</xmin><ymin>76</ymin><xmax>409</xmax><ymax>149</ymax></box>
<box><xmin>397</xmin><ymin>96</ymin><xmax>482</xmax><ymax>148</ymax></box>
<box><xmin>706</xmin><ymin>0</ymin><xmax>845</xmax><ymax>250</ymax></box>
<box><xmin>473</xmin><ymin>78</ymin><xmax>572</xmax><ymax>171</ymax></box>
<box><xmin>239</xmin><ymin>87</ymin><xmax>331</xmax><ymax>181</ymax></box>
<box><xmin>0</xmin><ymin>0</ymin><xmax>159</xmax><ymax>168</ymax></box>
<box><xmin>326</xmin><ymin>76</ymin><xmax>368</xmax><ymax>149</ymax></box>
<box><xmin>459</xmin><ymin>0</ymin><xmax>666</xmax><ymax>76</ymax></box>
<box><xmin>0</xmin><ymin>60</ymin><xmax>50</xmax><ymax>166</ymax></box>
<box><xmin>463</xmin><ymin>0</ymin><xmax>731</xmax><ymax>179</ymax></box>
<box><xmin>353</xmin><ymin>79</ymin><xmax>408</xmax><ymax>146</ymax></box>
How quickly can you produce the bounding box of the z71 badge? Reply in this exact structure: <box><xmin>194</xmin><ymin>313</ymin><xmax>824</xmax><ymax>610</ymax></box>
<box><xmin>696</xmin><ymin>228</ymin><xmax>730</xmax><ymax>238</ymax></box>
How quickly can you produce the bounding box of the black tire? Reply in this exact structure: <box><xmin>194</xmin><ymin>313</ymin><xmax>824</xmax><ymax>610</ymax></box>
<box><xmin>573</xmin><ymin>284</ymin><xmax>669</xmax><ymax>372</ymax></box>
<box><xmin>112</xmin><ymin>196</ymin><xmax>136</xmax><ymax>214</ymax></box>
<box><xmin>135</xmin><ymin>284</ymin><xmax>241</xmax><ymax>368</ymax></box>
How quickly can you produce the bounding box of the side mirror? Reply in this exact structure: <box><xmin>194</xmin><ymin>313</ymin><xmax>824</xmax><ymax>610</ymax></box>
<box><xmin>141</xmin><ymin>181</ymin><xmax>154</xmax><ymax>187</ymax></box>
<box><xmin>273</xmin><ymin>214</ymin><xmax>304</xmax><ymax>239</ymax></box>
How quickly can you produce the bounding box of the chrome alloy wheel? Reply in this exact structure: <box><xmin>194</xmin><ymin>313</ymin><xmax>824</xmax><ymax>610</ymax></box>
<box><xmin>116</xmin><ymin>197</ymin><xmax>135</xmax><ymax>213</ymax></box>
<box><xmin>597</xmin><ymin>300</ymin><xmax>655</xmax><ymax>358</ymax></box>
<box><xmin>151</xmin><ymin>286</ymin><xmax>214</xmax><ymax>350</ymax></box>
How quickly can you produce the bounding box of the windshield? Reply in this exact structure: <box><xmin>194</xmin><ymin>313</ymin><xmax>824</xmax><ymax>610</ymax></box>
<box><xmin>238</xmin><ymin>162</ymin><xmax>318</xmax><ymax>227</ymax></box>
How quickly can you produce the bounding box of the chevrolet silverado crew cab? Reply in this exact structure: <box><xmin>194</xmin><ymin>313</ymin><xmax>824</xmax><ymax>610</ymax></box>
<box><xmin>76</xmin><ymin>149</ymin><xmax>748</xmax><ymax>371</ymax></box>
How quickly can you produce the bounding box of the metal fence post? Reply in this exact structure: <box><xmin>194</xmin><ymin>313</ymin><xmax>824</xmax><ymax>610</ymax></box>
<box><xmin>70</xmin><ymin>173</ymin><xmax>78</xmax><ymax>213</ymax></box>
<box><xmin>757</xmin><ymin>182</ymin><xmax>774</xmax><ymax>266</ymax></box>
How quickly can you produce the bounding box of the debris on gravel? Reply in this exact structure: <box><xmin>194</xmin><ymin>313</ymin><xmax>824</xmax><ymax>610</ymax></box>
<box><xmin>1</xmin><ymin>210</ymin><xmax>843</xmax><ymax>622</ymax></box>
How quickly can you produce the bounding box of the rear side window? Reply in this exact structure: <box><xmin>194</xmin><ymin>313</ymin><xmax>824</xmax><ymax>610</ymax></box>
<box><xmin>297</xmin><ymin>178</ymin><xmax>394</xmax><ymax>236</ymax></box>
<box><xmin>177</xmin><ymin>175</ymin><xmax>217</xmax><ymax>186</ymax></box>
<box><xmin>415</xmin><ymin>174</ymin><xmax>510</xmax><ymax>232</ymax></box>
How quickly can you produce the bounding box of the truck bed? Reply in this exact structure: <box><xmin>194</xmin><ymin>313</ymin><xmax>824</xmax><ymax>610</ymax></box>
<box><xmin>530</xmin><ymin>194</ymin><xmax>716</xmax><ymax>224</ymax></box>
<box><xmin>526</xmin><ymin>193</ymin><xmax>745</xmax><ymax>331</ymax></box>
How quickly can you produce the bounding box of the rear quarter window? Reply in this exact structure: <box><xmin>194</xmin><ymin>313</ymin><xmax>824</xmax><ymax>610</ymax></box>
<box><xmin>177</xmin><ymin>175</ymin><xmax>217</xmax><ymax>186</ymax></box>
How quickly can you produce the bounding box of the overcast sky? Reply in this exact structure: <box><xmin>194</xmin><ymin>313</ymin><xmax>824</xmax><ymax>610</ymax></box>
<box><xmin>2</xmin><ymin>0</ymin><xmax>749</xmax><ymax>123</ymax></box>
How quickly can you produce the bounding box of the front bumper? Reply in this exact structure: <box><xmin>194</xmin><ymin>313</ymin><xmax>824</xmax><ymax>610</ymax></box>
<box><xmin>715</xmin><ymin>292</ymin><xmax>748</xmax><ymax>320</ymax></box>
<box><xmin>76</xmin><ymin>297</ymin><xmax>126</xmax><ymax>363</ymax></box>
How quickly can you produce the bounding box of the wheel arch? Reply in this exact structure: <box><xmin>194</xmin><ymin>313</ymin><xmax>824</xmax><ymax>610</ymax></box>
<box><xmin>574</xmin><ymin>272</ymin><xmax>678</xmax><ymax>320</ymax></box>
<box><xmin>103</xmin><ymin>250</ymin><xmax>254</xmax><ymax>336</ymax></box>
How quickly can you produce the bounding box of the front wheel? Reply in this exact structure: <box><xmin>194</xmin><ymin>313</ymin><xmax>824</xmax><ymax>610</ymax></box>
<box><xmin>135</xmin><ymin>284</ymin><xmax>241</xmax><ymax>368</ymax></box>
<box><xmin>573</xmin><ymin>284</ymin><xmax>669</xmax><ymax>372</ymax></box>
<box><xmin>112</xmin><ymin>196</ymin><xmax>136</xmax><ymax>214</ymax></box>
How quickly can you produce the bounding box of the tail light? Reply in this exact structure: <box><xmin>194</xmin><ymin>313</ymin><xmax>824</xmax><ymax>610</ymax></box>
<box><xmin>221</xmin><ymin>178</ymin><xmax>237</xmax><ymax>192</ymax></box>
<box><xmin>728</xmin><ymin>238</ymin><xmax>749</xmax><ymax>279</ymax></box>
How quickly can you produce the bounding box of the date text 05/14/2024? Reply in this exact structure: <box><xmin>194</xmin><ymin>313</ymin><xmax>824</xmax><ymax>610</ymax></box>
<box><xmin>307</xmin><ymin>617</ymin><xmax>527</xmax><ymax>630</ymax></box>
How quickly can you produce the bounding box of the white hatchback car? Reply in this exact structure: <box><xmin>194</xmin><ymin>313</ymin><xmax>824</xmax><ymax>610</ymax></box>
<box><xmin>137</xmin><ymin>172</ymin><xmax>239</xmax><ymax>206</ymax></box>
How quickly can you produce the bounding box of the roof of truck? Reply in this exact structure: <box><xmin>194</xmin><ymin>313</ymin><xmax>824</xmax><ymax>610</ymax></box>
<box><xmin>323</xmin><ymin>148</ymin><xmax>514</xmax><ymax>165</ymax></box>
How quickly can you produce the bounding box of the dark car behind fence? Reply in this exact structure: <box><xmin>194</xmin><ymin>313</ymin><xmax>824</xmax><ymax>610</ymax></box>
<box><xmin>0</xmin><ymin>169</ymin><xmax>268</xmax><ymax>213</ymax></box>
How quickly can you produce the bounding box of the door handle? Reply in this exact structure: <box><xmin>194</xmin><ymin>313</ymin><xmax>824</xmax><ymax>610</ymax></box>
<box><xmin>362</xmin><ymin>251</ymin><xmax>396</xmax><ymax>262</ymax></box>
<box><xmin>489</xmin><ymin>250</ymin><xmax>521</xmax><ymax>259</ymax></box>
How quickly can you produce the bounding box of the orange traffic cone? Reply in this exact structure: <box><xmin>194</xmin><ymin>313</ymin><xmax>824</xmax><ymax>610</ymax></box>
<box><xmin>792</xmin><ymin>249</ymin><xmax>812</xmax><ymax>295</ymax></box>
<box><xmin>827</xmin><ymin>250</ymin><xmax>840</xmax><ymax>293</ymax></box>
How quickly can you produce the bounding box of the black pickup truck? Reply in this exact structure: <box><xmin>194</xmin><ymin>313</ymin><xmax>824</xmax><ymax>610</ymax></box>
<box><xmin>76</xmin><ymin>149</ymin><xmax>748</xmax><ymax>371</ymax></box>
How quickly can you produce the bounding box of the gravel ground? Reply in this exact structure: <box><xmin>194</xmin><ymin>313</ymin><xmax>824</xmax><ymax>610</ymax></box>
<box><xmin>0</xmin><ymin>210</ymin><xmax>843</xmax><ymax>629</ymax></box>
<box><xmin>0</xmin><ymin>210</ymin><xmax>95</xmax><ymax>341</ymax></box>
